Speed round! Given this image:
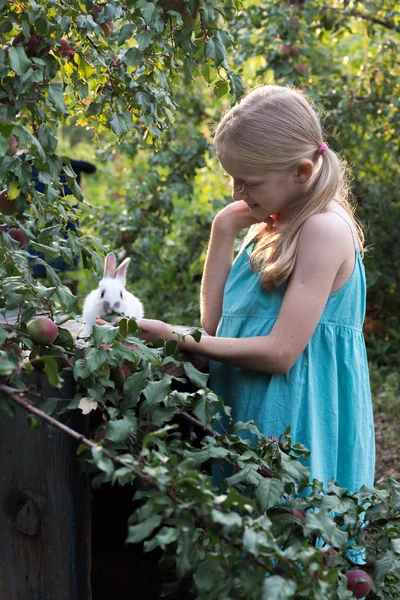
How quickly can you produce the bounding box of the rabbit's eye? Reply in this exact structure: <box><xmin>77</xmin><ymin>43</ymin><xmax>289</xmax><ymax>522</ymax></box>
<box><xmin>120</xmin><ymin>291</ymin><xmax>123</xmax><ymax>299</ymax></box>
<box><xmin>100</xmin><ymin>290</ymin><xmax>105</xmax><ymax>299</ymax></box>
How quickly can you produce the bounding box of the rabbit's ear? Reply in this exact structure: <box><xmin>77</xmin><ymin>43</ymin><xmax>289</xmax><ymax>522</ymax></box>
<box><xmin>104</xmin><ymin>253</ymin><xmax>117</xmax><ymax>277</ymax></box>
<box><xmin>115</xmin><ymin>257</ymin><xmax>131</xmax><ymax>284</ymax></box>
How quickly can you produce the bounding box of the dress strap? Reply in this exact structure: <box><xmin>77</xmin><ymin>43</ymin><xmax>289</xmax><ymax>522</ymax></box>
<box><xmin>327</xmin><ymin>210</ymin><xmax>359</xmax><ymax>251</ymax></box>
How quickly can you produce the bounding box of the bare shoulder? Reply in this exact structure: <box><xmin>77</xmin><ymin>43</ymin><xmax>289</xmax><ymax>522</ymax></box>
<box><xmin>298</xmin><ymin>210</ymin><xmax>353</xmax><ymax>256</ymax></box>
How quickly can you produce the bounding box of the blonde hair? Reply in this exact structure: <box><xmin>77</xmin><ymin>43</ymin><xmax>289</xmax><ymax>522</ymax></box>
<box><xmin>214</xmin><ymin>85</ymin><xmax>364</xmax><ymax>290</ymax></box>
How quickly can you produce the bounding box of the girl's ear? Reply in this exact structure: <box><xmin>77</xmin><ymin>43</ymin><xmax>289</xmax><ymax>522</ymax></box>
<box><xmin>115</xmin><ymin>257</ymin><xmax>131</xmax><ymax>284</ymax></box>
<box><xmin>104</xmin><ymin>253</ymin><xmax>117</xmax><ymax>277</ymax></box>
<box><xmin>294</xmin><ymin>159</ymin><xmax>314</xmax><ymax>184</ymax></box>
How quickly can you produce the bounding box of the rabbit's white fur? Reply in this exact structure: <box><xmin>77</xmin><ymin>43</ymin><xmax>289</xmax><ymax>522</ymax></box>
<box><xmin>80</xmin><ymin>252</ymin><xmax>144</xmax><ymax>337</ymax></box>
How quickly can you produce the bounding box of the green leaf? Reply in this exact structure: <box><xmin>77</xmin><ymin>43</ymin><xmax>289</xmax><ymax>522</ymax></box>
<box><xmin>262</xmin><ymin>576</ymin><xmax>296</xmax><ymax>599</ymax></box>
<box><xmin>92</xmin><ymin>324</ymin><xmax>120</xmax><ymax>345</ymax></box>
<box><xmin>194</xmin><ymin>560</ymin><xmax>227</xmax><ymax>594</ymax></box>
<box><xmin>183</xmin><ymin>361</ymin><xmax>209</xmax><ymax>388</ymax></box>
<box><xmin>211</xmin><ymin>508</ymin><xmax>242</xmax><ymax>529</ymax></box>
<box><xmin>85</xmin><ymin>346</ymin><xmax>108</xmax><ymax>372</ymax></box>
<box><xmin>124</xmin><ymin>369</ymin><xmax>148</xmax><ymax>407</ymax></box>
<box><xmin>214</xmin><ymin>79</ymin><xmax>229</xmax><ymax>99</ymax></box>
<box><xmin>0</xmin><ymin>121</ymin><xmax>14</xmax><ymax>155</ymax></box>
<box><xmin>8</xmin><ymin>45</ymin><xmax>32</xmax><ymax>75</ymax></box>
<box><xmin>104</xmin><ymin>415</ymin><xmax>136</xmax><ymax>443</ymax></box>
<box><xmin>0</xmin><ymin>326</ymin><xmax>9</xmax><ymax>346</ymax></box>
<box><xmin>0</xmin><ymin>359</ymin><xmax>17</xmax><ymax>376</ymax></box>
<box><xmin>154</xmin><ymin>526</ymin><xmax>180</xmax><ymax>549</ymax></box>
<box><xmin>127</xmin><ymin>514</ymin><xmax>162</xmax><ymax>544</ymax></box>
<box><xmin>73</xmin><ymin>358</ymin><xmax>91</xmax><ymax>380</ymax></box>
<box><xmin>74</xmin><ymin>53</ymin><xmax>95</xmax><ymax>79</ymax></box>
<box><xmin>205</xmin><ymin>35</ymin><xmax>227</xmax><ymax>68</ymax></box>
<box><xmin>143</xmin><ymin>376</ymin><xmax>172</xmax><ymax>405</ymax></box>
<box><xmin>256</xmin><ymin>478</ymin><xmax>284</xmax><ymax>511</ymax></box>
<box><xmin>48</xmin><ymin>83</ymin><xmax>67</xmax><ymax>114</ymax></box>
<box><xmin>91</xmin><ymin>446</ymin><xmax>114</xmax><ymax>477</ymax></box>
<box><xmin>39</xmin><ymin>396</ymin><xmax>59</xmax><ymax>416</ymax></box>
<box><xmin>110</xmin><ymin>113</ymin><xmax>129</xmax><ymax>137</ymax></box>
<box><xmin>136</xmin><ymin>30</ymin><xmax>153</xmax><ymax>51</ymax></box>
<box><xmin>304</xmin><ymin>509</ymin><xmax>348</xmax><ymax>548</ymax></box>
<box><xmin>142</xmin><ymin>2</ymin><xmax>157</xmax><ymax>23</ymax></box>
<box><xmin>43</xmin><ymin>356</ymin><xmax>63</xmax><ymax>388</ymax></box>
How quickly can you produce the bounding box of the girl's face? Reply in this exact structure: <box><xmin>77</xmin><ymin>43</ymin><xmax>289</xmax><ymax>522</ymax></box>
<box><xmin>219</xmin><ymin>153</ymin><xmax>307</xmax><ymax>221</ymax></box>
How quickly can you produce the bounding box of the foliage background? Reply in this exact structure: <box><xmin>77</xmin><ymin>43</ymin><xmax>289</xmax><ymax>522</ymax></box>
<box><xmin>1</xmin><ymin>0</ymin><xmax>400</xmax><ymax>597</ymax></box>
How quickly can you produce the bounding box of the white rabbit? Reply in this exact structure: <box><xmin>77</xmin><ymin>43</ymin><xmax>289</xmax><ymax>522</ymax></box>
<box><xmin>80</xmin><ymin>252</ymin><xmax>144</xmax><ymax>337</ymax></box>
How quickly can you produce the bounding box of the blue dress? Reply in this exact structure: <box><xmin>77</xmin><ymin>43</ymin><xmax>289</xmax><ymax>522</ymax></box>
<box><xmin>209</xmin><ymin>231</ymin><xmax>375</xmax><ymax>493</ymax></box>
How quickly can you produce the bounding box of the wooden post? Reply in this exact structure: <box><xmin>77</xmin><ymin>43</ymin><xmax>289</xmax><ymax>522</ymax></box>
<box><xmin>0</xmin><ymin>372</ymin><xmax>92</xmax><ymax>600</ymax></box>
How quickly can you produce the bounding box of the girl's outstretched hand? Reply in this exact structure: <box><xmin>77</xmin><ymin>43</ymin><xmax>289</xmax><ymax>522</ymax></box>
<box><xmin>136</xmin><ymin>318</ymin><xmax>177</xmax><ymax>345</ymax></box>
<box><xmin>95</xmin><ymin>315</ymin><xmax>178</xmax><ymax>345</ymax></box>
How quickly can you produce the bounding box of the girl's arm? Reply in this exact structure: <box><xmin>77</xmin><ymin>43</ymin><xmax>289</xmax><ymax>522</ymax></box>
<box><xmin>139</xmin><ymin>213</ymin><xmax>351</xmax><ymax>374</ymax></box>
<box><xmin>200</xmin><ymin>201</ymin><xmax>261</xmax><ymax>335</ymax></box>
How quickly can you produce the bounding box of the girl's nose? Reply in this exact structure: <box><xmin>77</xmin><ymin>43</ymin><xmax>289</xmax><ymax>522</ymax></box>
<box><xmin>232</xmin><ymin>183</ymin><xmax>248</xmax><ymax>202</ymax></box>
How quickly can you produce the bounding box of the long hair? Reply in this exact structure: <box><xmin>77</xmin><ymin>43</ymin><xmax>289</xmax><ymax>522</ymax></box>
<box><xmin>214</xmin><ymin>85</ymin><xmax>364</xmax><ymax>290</ymax></box>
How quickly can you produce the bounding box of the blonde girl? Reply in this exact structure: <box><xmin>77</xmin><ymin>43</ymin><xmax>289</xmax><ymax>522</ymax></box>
<box><xmin>136</xmin><ymin>85</ymin><xmax>375</xmax><ymax>493</ymax></box>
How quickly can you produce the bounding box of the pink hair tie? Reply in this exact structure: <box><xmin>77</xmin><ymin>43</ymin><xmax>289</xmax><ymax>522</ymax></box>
<box><xmin>317</xmin><ymin>142</ymin><xmax>328</xmax><ymax>155</ymax></box>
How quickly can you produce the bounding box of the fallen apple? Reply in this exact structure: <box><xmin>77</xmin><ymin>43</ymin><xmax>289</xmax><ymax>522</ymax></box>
<box><xmin>345</xmin><ymin>569</ymin><xmax>372</xmax><ymax>599</ymax></box>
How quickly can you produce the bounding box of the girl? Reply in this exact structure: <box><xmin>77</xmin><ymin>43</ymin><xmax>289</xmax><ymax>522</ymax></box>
<box><xmin>136</xmin><ymin>85</ymin><xmax>375</xmax><ymax>493</ymax></box>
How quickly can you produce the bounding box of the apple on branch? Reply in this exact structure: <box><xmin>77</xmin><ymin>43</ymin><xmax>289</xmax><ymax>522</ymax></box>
<box><xmin>27</xmin><ymin>317</ymin><xmax>59</xmax><ymax>346</ymax></box>
<box><xmin>59</xmin><ymin>38</ymin><xmax>75</xmax><ymax>57</ymax></box>
<box><xmin>0</xmin><ymin>189</ymin><xmax>17</xmax><ymax>216</ymax></box>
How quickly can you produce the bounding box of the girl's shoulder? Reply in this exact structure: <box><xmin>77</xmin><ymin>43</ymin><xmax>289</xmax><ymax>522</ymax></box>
<box><xmin>306</xmin><ymin>202</ymin><xmax>359</xmax><ymax>251</ymax></box>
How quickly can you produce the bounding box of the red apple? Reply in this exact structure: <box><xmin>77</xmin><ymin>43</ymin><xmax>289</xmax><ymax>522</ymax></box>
<box><xmin>292</xmin><ymin>509</ymin><xmax>305</xmax><ymax>522</ymax></box>
<box><xmin>110</xmin><ymin>364</ymin><xmax>130</xmax><ymax>389</ymax></box>
<box><xmin>94</xmin><ymin>422</ymin><xmax>108</xmax><ymax>441</ymax></box>
<box><xmin>6</xmin><ymin>134</ymin><xmax>18</xmax><ymax>156</ymax></box>
<box><xmin>12</xmin><ymin>32</ymin><xmax>41</xmax><ymax>56</ymax></box>
<box><xmin>279</xmin><ymin>44</ymin><xmax>291</xmax><ymax>56</ymax></box>
<box><xmin>322</xmin><ymin>548</ymin><xmax>339</xmax><ymax>568</ymax></box>
<box><xmin>160</xmin><ymin>0</ymin><xmax>187</xmax><ymax>15</ymax></box>
<box><xmin>27</xmin><ymin>317</ymin><xmax>59</xmax><ymax>345</ymax></box>
<box><xmin>290</xmin><ymin>17</ymin><xmax>300</xmax><ymax>29</ymax></box>
<box><xmin>25</xmin><ymin>34</ymin><xmax>40</xmax><ymax>56</ymax></box>
<box><xmin>4</xmin><ymin>342</ymin><xmax>22</xmax><ymax>358</ymax></box>
<box><xmin>90</xmin><ymin>3</ymin><xmax>102</xmax><ymax>21</ymax></box>
<box><xmin>123</xmin><ymin>343</ymin><xmax>141</xmax><ymax>370</ymax></box>
<box><xmin>59</xmin><ymin>38</ymin><xmax>74</xmax><ymax>56</ymax></box>
<box><xmin>345</xmin><ymin>569</ymin><xmax>372</xmax><ymax>598</ymax></box>
<box><xmin>295</xmin><ymin>64</ymin><xmax>308</xmax><ymax>74</ymax></box>
<box><xmin>8</xmin><ymin>228</ymin><xmax>25</xmax><ymax>246</ymax></box>
<box><xmin>100</xmin><ymin>21</ymin><xmax>114</xmax><ymax>36</ymax></box>
<box><xmin>12</xmin><ymin>32</ymin><xmax>25</xmax><ymax>46</ymax></box>
<box><xmin>0</xmin><ymin>190</ymin><xmax>17</xmax><ymax>216</ymax></box>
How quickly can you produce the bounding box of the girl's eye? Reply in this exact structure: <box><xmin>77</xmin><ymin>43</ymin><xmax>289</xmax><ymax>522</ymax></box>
<box><xmin>100</xmin><ymin>290</ymin><xmax>105</xmax><ymax>299</ymax></box>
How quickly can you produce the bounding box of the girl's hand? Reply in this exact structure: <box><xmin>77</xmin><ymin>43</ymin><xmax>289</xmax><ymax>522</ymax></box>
<box><xmin>95</xmin><ymin>316</ymin><xmax>177</xmax><ymax>346</ymax></box>
<box><xmin>213</xmin><ymin>201</ymin><xmax>263</xmax><ymax>234</ymax></box>
<box><xmin>136</xmin><ymin>318</ymin><xmax>178</xmax><ymax>345</ymax></box>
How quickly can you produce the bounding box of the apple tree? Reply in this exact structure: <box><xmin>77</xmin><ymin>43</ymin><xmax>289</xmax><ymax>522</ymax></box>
<box><xmin>1</xmin><ymin>1</ymin><xmax>400</xmax><ymax>598</ymax></box>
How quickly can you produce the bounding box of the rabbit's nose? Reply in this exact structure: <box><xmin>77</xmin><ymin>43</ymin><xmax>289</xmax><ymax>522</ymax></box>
<box><xmin>113</xmin><ymin>301</ymin><xmax>121</xmax><ymax>310</ymax></box>
<box><xmin>103</xmin><ymin>301</ymin><xmax>111</xmax><ymax>312</ymax></box>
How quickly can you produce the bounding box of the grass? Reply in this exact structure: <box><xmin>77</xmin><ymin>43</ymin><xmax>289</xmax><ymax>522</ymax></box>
<box><xmin>369</xmin><ymin>363</ymin><xmax>400</xmax><ymax>487</ymax></box>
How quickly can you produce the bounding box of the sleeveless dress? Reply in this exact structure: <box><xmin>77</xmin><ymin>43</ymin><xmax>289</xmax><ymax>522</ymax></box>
<box><xmin>209</xmin><ymin>215</ymin><xmax>375</xmax><ymax>493</ymax></box>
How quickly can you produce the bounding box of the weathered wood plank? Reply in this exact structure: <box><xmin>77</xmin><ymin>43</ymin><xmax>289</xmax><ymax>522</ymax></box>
<box><xmin>0</xmin><ymin>373</ymin><xmax>92</xmax><ymax>600</ymax></box>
